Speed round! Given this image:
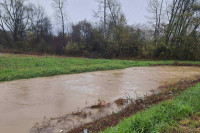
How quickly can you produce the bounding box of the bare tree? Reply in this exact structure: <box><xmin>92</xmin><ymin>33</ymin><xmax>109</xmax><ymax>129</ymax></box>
<box><xmin>0</xmin><ymin>10</ymin><xmax>10</xmax><ymax>44</ymax></box>
<box><xmin>52</xmin><ymin>0</ymin><xmax>67</xmax><ymax>48</ymax></box>
<box><xmin>94</xmin><ymin>0</ymin><xmax>107</xmax><ymax>39</ymax></box>
<box><xmin>165</xmin><ymin>0</ymin><xmax>200</xmax><ymax>46</ymax></box>
<box><xmin>104</xmin><ymin>0</ymin><xmax>107</xmax><ymax>39</ymax></box>
<box><xmin>94</xmin><ymin>0</ymin><xmax>122</xmax><ymax>39</ymax></box>
<box><xmin>162</xmin><ymin>0</ymin><xmax>200</xmax><ymax>59</ymax></box>
<box><xmin>28</xmin><ymin>4</ymin><xmax>52</xmax><ymax>48</ymax></box>
<box><xmin>0</xmin><ymin>0</ymin><xmax>32</xmax><ymax>44</ymax></box>
<box><xmin>147</xmin><ymin>0</ymin><xmax>165</xmax><ymax>45</ymax></box>
<box><xmin>107</xmin><ymin>0</ymin><xmax>121</xmax><ymax>27</ymax></box>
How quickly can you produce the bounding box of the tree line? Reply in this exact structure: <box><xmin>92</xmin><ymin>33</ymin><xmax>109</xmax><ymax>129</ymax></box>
<box><xmin>0</xmin><ymin>0</ymin><xmax>200</xmax><ymax>60</ymax></box>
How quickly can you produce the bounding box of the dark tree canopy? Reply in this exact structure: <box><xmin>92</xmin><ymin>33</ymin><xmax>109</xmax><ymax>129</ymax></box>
<box><xmin>0</xmin><ymin>0</ymin><xmax>200</xmax><ymax>60</ymax></box>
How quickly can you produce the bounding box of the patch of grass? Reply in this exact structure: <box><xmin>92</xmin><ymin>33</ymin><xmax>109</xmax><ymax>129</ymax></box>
<box><xmin>0</xmin><ymin>54</ymin><xmax>200</xmax><ymax>82</ymax></box>
<box><xmin>101</xmin><ymin>83</ymin><xmax>200</xmax><ymax>133</ymax></box>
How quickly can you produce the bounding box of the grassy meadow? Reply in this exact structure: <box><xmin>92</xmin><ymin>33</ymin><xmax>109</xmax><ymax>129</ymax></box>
<box><xmin>1</xmin><ymin>54</ymin><xmax>200</xmax><ymax>82</ymax></box>
<box><xmin>102</xmin><ymin>83</ymin><xmax>200</xmax><ymax>133</ymax></box>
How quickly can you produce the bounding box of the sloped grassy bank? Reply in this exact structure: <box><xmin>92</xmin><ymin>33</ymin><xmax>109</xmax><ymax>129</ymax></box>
<box><xmin>102</xmin><ymin>82</ymin><xmax>200</xmax><ymax>133</ymax></box>
<box><xmin>1</xmin><ymin>54</ymin><xmax>200</xmax><ymax>82</ymax></box>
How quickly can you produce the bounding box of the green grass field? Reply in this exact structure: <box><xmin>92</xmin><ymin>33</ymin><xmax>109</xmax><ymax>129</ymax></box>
<box><xmin>102</xmin><ymin>83</ymin><xmax>200</xmax><ymax>133</ymax></box>
<box><xmin>1</xmin><ymin>54</ymin><xmax>200</xmax><ymax>82</ymax></box>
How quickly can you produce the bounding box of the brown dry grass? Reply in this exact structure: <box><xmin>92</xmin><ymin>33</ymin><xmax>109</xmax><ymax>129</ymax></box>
<box><xmin>170</xmin><ymin>114</ymin><xmax>200</xmax><ymax>133</ymax></box>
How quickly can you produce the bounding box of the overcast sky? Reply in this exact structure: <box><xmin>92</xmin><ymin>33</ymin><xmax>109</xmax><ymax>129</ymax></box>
<box><xmin>30</xmin><ymin>0</ymin><xmax>148</xmax><ymax>25</ymax></box>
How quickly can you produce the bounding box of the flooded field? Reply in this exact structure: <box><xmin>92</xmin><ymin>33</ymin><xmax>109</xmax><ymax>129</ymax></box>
<box><xmin>0</xmin><ymin>66</ymin><xmax>200</xmax><ymax>133</ymax></box>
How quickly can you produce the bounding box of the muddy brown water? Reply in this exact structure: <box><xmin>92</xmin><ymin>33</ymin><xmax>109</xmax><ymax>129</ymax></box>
<box><xmin>1</xmin><ymin>66</ymin><xmax>200</xmax><ymax>133</ymax></box>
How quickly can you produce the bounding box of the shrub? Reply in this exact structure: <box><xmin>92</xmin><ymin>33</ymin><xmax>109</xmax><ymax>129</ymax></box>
<box><xmin>65</xmin><ymin>41</ymin><xmax>85</xmax><ymax>56</ymax></box>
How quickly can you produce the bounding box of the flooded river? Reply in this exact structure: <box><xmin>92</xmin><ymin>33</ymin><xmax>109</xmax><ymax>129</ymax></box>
<box><xmin>1</xmin><ymin>66</ymin><xmax>200</xmax><ymax>133</ymax></box>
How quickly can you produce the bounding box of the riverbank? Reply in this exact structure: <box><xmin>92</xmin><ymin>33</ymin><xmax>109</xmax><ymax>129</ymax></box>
<box><xmin>1</xmin><ymin>53</ymin><xmax>200</xmax><ymax>82</ymax></box>
<box><xmin>102</xmin><ymin>82</ymin><xmax>200</xmax><ymax>133</ymax></box>
<box><xmin>69</xmin><ymin>79</ymin><xmax>200</xmax><ymax>133</ymax></box>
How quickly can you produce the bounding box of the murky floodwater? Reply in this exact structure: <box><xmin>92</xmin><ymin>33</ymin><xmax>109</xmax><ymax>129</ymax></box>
<box><xmin>1</xmin><ymin>66</ymin><xmax>200</xmax><ymax>133</ymax></box>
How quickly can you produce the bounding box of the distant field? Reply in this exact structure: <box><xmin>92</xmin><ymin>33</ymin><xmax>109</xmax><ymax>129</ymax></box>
<box><xmin>0</xmin><ymin>54</ymin><xmax>200</xmax><ymax>82</ymax></box>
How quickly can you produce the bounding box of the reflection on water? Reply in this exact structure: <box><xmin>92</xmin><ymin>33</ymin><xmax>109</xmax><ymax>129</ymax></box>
<box><xmin>0</xmin><ymin>66</ymin><xmax>200</xmax><ymax>133</ymax></box>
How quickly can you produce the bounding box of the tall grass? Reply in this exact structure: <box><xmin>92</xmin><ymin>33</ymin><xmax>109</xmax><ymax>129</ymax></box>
<box><xmin>102</xmin><ymin>83</ymin><xmax>200</xmax><ymax>133</ymax></box>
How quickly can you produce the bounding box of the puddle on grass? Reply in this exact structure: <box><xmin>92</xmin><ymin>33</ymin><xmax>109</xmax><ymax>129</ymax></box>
<box><xmin>0</xmin><ymin>66</ymin><xmax>200</xmax><ymax>133</ymax></box>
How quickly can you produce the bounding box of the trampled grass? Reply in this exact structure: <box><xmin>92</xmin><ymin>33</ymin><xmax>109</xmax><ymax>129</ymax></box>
<box><xmin>0</xmin><ymin>54</ymin><xmax>200</xmax><ymax>82</ymax></box>
<box><xmin>101</xmin><ymin>83</ymin><xmax>200</xmax><ymax>133</ymax></box>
